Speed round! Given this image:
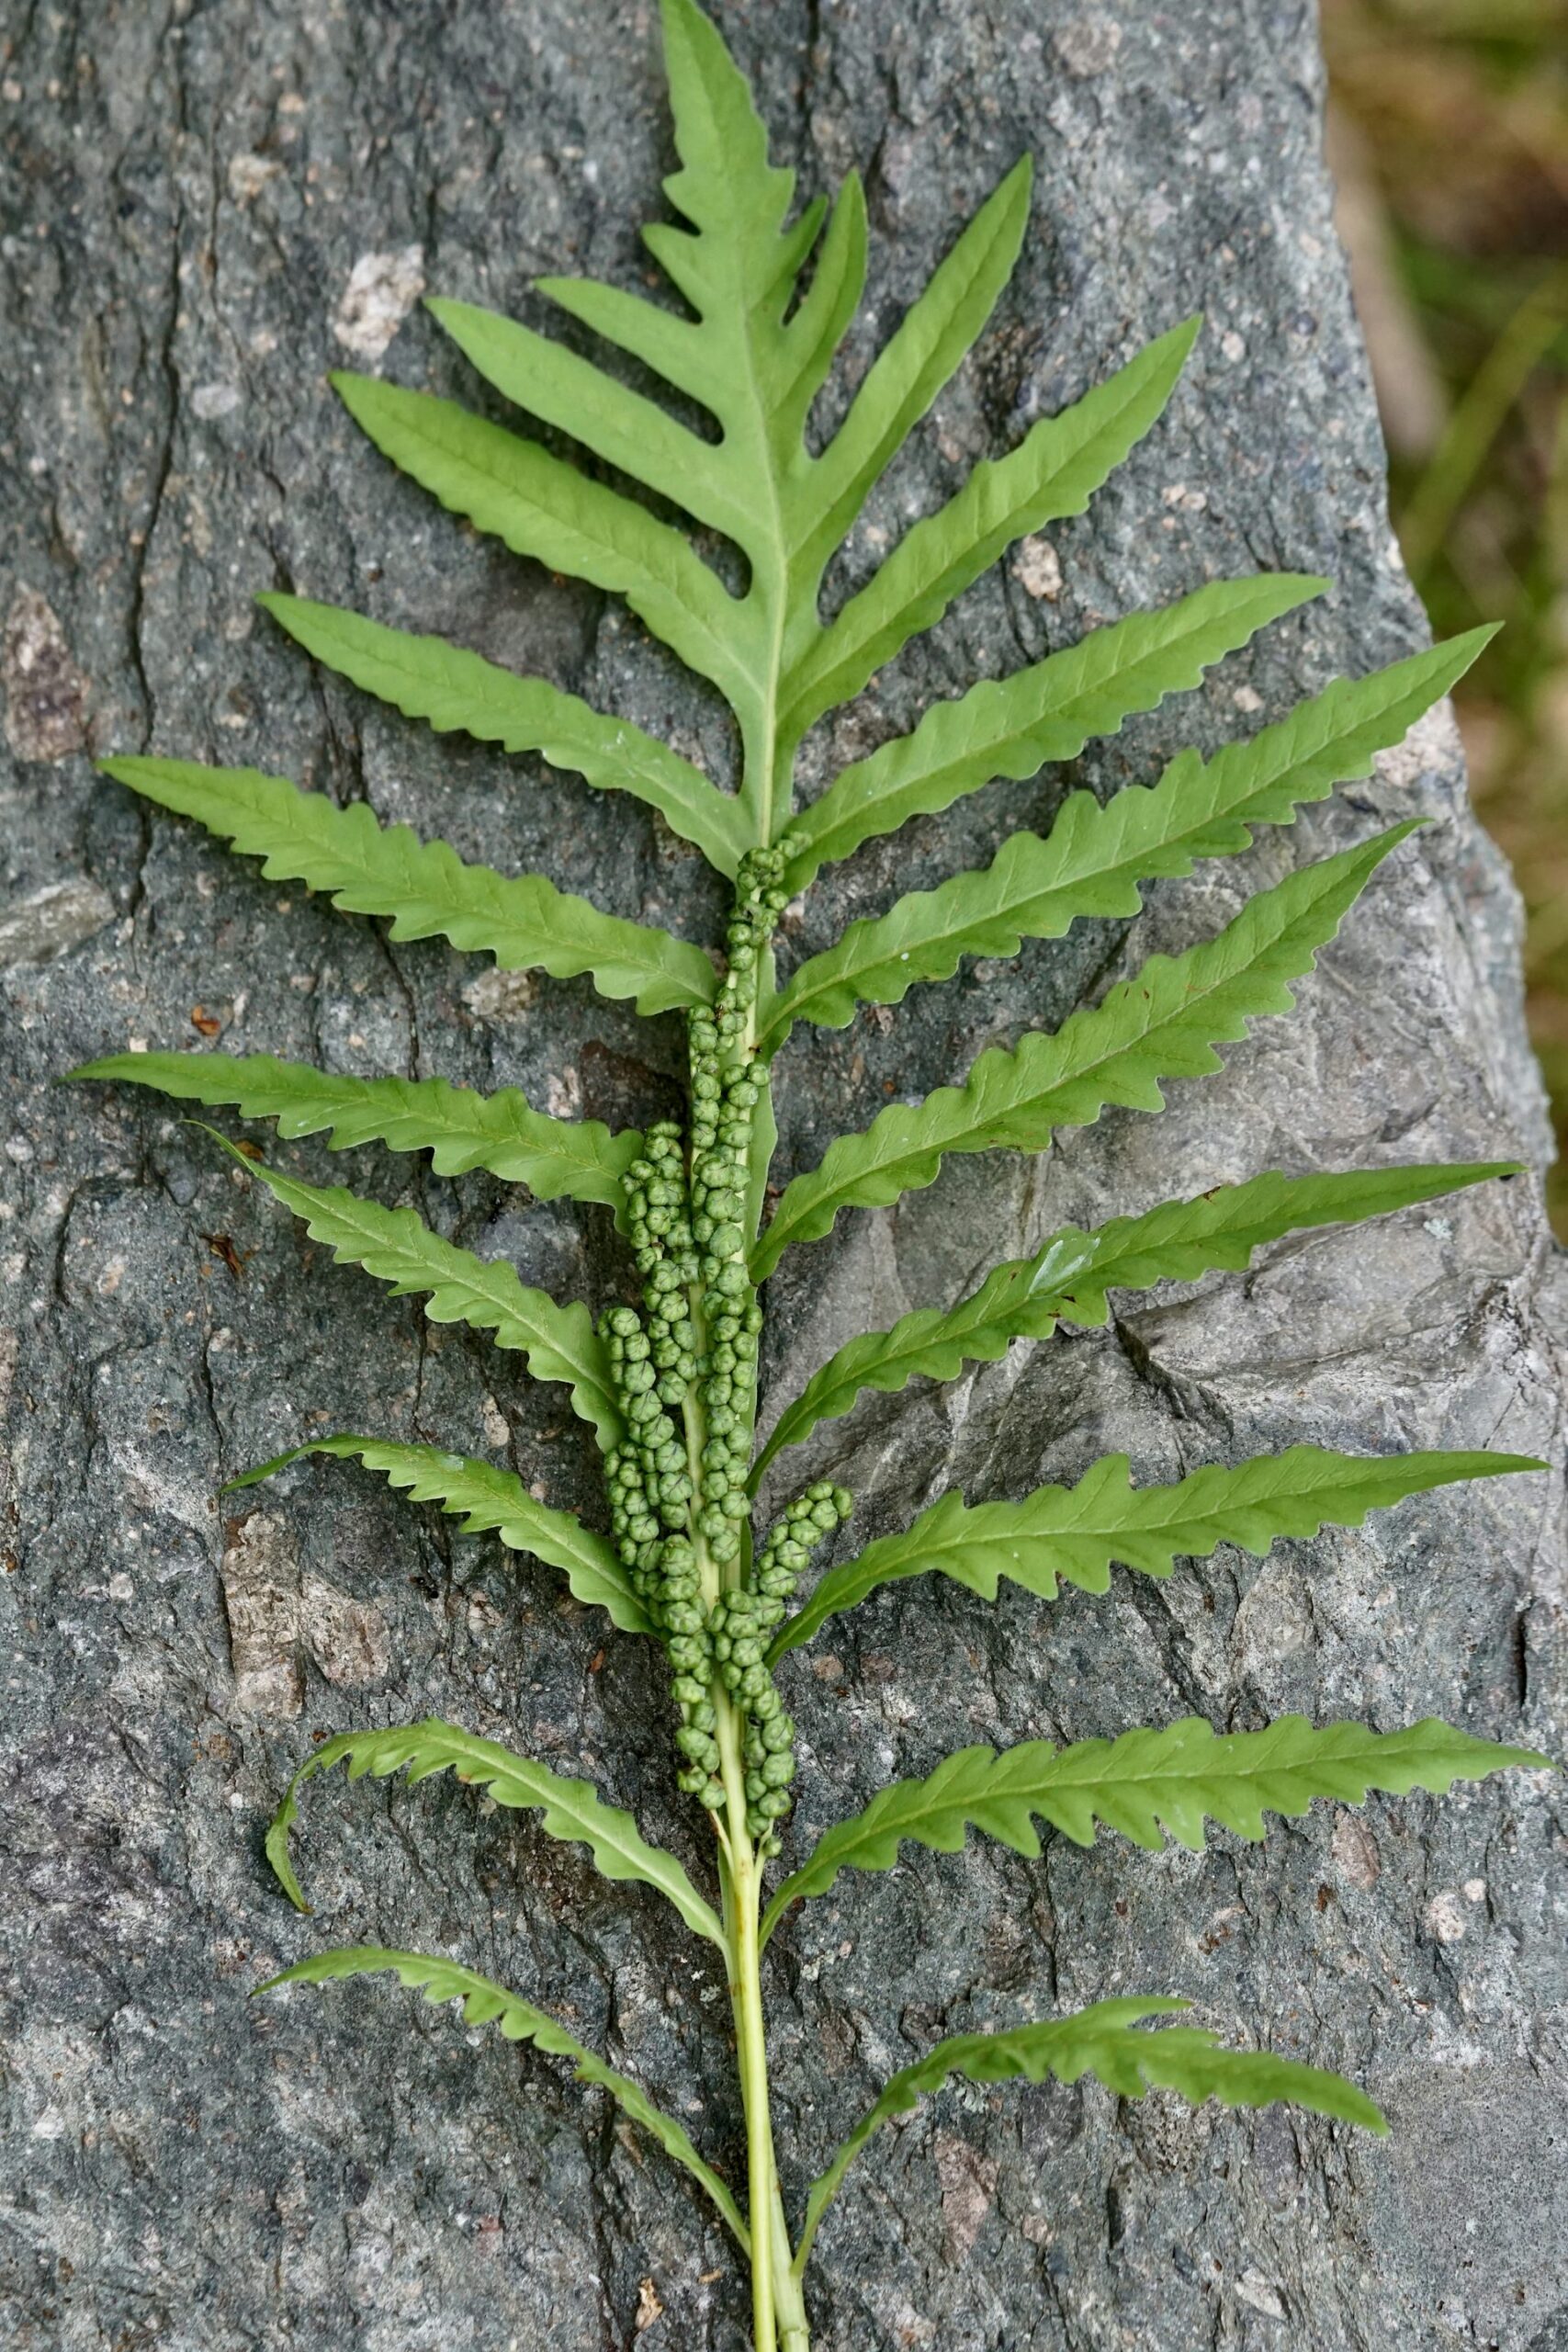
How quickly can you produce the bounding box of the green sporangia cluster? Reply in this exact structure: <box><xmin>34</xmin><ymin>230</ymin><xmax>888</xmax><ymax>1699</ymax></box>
<box><xmin>599</xmin><ymin>844</ymin><xmax>858</xmax><ymax>1850</ymax></box>
<box><xmin>70</xmin><ymin>6</ymin><xmax>1553</xmax><ymax>2346</ymax></box>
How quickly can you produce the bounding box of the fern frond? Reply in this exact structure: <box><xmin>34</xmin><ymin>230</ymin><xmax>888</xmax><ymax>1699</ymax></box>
<box><xmin>258</xmin><ymin>595</ymin><xmax>748</xmax><ymax>876</ymax></box>
<box><xmin>441</xmin><ymin>0</ymin><xmax>828</xmax><ymax>547</ymax></box>
<box><xmin>769</xmin><ymin>1443</ymin><xmax>1541</xmax><ymax>1657</ymax></box>
<box><xmin>100</xmin><ymin>756</ymin><xmax>716</xmax><ymax>1017</ymax></box>
<box><xmin>751</xmin><ymin>1160</ymin><xmax>1517</xmax><ymax>1480</ymax></box>
<box><xmin>70</xmin><ymin>1050</ymin><xmax>641</xmax><ymax>1216</ymax></box>
<box><xmin>265</xmin><ymin>1717</ymin><xmax>724</xmax><ymax>1947</ymax></box>
<box><xmin>780</xmin><ymin>319</ymin><xmax>1200</xmax><ymax>741</ymax></box>
<box><xmin>259</xmin><ymin>1945</ymin><xmax>748</xmax><ymax>2250</ymax></box>
<box><xmin>207</xmin><ymin>1131</ymin><xmax>622</xmax><ymax>1450</ymax></box>
<box><xmin>781</xmin><ymin>574</ymin><xmax>1325</xmax><ymax>892</ymax></box>
<box><xmin>764</xmin><ymin>631</ymin><xmax>1491</xmax><ymax>1038</ymax></box>
<box><xmin>795</xmin><ymin>1998</ymin><xmax>1382</xmax><ymax>2266</ymax></box>
<box><xmin>765</xmin><ymin>1716</ymin><xmax>1547</xmax><ymax>1929</ymax></box>
<box><xmin>754</xmin><ymin>825</ymin><xmax>1416</xmax><ymax>1275</ymax></box>
<box><xmin>227</xmin><ymin>1435</ymin><xmax>652</xmax><ymax>1636</ymax></box>
<box><xmin>330</xmin><ymin>377</ymin><xmax>749</xmax><ymax>701</ymax></box>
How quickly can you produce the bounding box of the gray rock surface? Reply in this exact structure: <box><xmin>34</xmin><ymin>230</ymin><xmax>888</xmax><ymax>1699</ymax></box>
<box><xmin>3</xmin><ymin>3</ymin><xmax>1565</xmax><ymax>2347</ymax></box>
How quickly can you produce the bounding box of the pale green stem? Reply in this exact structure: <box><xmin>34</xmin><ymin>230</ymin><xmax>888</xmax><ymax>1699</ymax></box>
<box><xmin>676</xmin><ymin>944</ymin><xmax>806</xmax><ymax>2346</ymax></box>
<box><xmin>1400</xmin><ymin>260</ymin><xmax>1568</xmax><ymax>579</ymax></box>
<box><xmin>718</xmin><ymin>1736</ymin><xmax>784</xmax><ymax>2350</ymax></box>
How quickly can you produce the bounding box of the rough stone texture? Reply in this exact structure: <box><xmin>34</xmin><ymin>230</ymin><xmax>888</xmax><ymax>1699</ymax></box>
<box><xmin>2</xmin><ymin>5</ymin><xmax>1565</xmax><ymax>2349</ymax></box>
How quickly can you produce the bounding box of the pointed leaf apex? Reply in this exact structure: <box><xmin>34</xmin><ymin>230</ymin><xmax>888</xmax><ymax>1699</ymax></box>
<box><xmin>1493</xmin><ymin>1741</ymin><xmax>1557</xmax><ymax>1772</ymax></box>
<box><xmin>1370</xmin><ymin>816</ymin><xmax>1429</xmax><ymax>849</ymax></box>
<box><xmin>1441</xmin><ymin>618</ymin><xmax>1503</xmax><ymax>671</ymax></box>
<box><xmin>424</xmin><ymin>294</ymin><xmax>469</xmax><ymax>338</ymax></box>
<box><xmin>220</xmin><ymin>1446</ymin><xmax>309</xmax><ymax>1495</ymax></box>
<box><xmin>264</xmin><ymin>1814</ymin><xmax>310</xmax><ymax>1913</ymax></box>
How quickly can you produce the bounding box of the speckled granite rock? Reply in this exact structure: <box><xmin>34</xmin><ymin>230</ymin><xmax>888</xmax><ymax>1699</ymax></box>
<box><xmin>3</xmin><ymin>5</ymin><xmax>1565</xmax><ymax>2349</ymax></box>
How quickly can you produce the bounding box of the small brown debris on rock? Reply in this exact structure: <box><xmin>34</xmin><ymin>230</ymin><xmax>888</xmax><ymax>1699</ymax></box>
<box><xmin>220</xmin><ymin>1511</ymin><xmax>303</xmax><ymax>1718</ymax></box>
<box><xmin>633</xmin><ymin>2276</ymin><xmax>663</xmax><ymax>2331</ymax></box>
<box><xmin>3</xmin><ymin>588</ymin><xmax>88</xmax><ymax>762</ymax></box>
<box><xmin>934</xmin><ymin>2132</ymin><xmax>999</xmax><ymax>2266</ymax></box>
<box><xmin>1330</xmin><ymin>1809</ymin><xmax>1382</xmax><ymax>1891</ymax></box>
<box><xmin>1012</xmin><ymin>535</ymin><xmax>1063</xmax><ymax>601</ymax></box>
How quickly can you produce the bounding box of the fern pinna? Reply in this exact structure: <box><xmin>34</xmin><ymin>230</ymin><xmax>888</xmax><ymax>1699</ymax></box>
<box><xmin>70</xmin><ymin>4</ymin><xmax>1550</xmax><ymax>2345</ymax></box>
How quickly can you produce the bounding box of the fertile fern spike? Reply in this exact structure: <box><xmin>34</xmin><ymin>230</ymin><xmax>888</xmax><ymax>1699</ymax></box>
<box><xmin>71</xmin><ymin>2</ymin><xmax>1551</xmax><ymax>2345</ymax></box>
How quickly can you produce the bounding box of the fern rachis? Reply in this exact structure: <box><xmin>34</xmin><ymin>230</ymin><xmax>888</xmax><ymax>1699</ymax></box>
<box><xmin>72</xmin><ymin>5</ymin><xmax>1551</xmax><ymax>2346</ymax></box>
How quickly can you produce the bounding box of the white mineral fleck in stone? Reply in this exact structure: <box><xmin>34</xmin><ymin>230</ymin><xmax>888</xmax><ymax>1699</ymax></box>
<box><xmin>1012</xmin><ymin>535</ymin><xmax>1062</xmax><ymax>601</ymax></box>
<box><xmin>333</xmin><ymin>246</ymin><xmax>426</xmax><ymax>360</ymax></box>
<box><xmin>1425</xmin><ymin>1890</ymin><xmax>1468</xmax><ymax>1945</ymax></box>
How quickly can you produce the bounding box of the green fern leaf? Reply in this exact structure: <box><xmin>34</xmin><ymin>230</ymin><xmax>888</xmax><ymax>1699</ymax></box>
<box><xmin>259</xmin><ymin>1945</ymin><xmax>748</xmax><ymax>2250</ymax></box>
<box><xmin>765</xmin><ymin>1716</ymin><xmax>1547</xmax><ymax>1930</ymax></box>
<box><xmin>206</xmin><ymin>1130</ymin><xmax>622</xmax><ymax>1450</ymax></box>
<box><xmin>330</xmin><ymin>376</ymin><xmax>748</xmax><ymax>701</ymax></box>
<box><xmin>769</xmin><ymin>1442</ymin><xmax>1542</xmax><ymax>1657</ymax></box>
<box><xmin>781</xmin><ymin>318</ymin><xmax>1200</xmax><ymax>741</ymax></box>
<box><xmin>265</xmin><ymin>1716</ymin><xmax>724</xmax><ymax>1947</ymax></box>
<box><xmin>795</xmin><ymin>1997</ymin><xmax>1382</xmax><ymax>2265</ymax></box>
<box><xmin>227</xmin><ymin>1435</ymin><xmax>652</xmax><ymax>1636</ymax></box>
<box><xmin>258</xmin><ymin>594</ymin><xmax>748</xmax><ymax>875</ymax></box>
<box><xmin>430</xmin><ymin>296</ymin><xmax>757</xmax><ymax>544</ymax></box>
<box><xmin>68</xmin><ymin>1050</ymin><xmax>640</xmax><ymax>1216</ymax></box>
<box><xmin>797</xmin><ymin>157</ymin><xmax>1034</xmax><ymax>598</ymax></box>
<box><xmin>765</xmin><ymin>630</ymin><xmax>1492</xmax><ymax>1038</ymax></box>
<box><xmin>764</xmin><ymin>175</ymin><xmax>869</xmax><ymax>444</ymax></box>
<box><xmin>998</xmin><ymin>624</ymin><xmax>1493</xmax><ymax>913</ymax></box>
<box><xmin>100</xmin><ymin>755</ymin><xmax>716</xmax><ymax>1017</ymax></box>
<box><xmin>755</xmin><ymin>824</ymin><xmax>1416</xmax><ymax>1276</ymax></box>
<box><xmin>781</xmin><ymin>574</ymin><xmax>1325</xmax><ymax>892</ymax></box>
<box><xmin>751</xmin><ymin>1160</ymin><xmax>1517</xmax><ymax>1480</ymax></box>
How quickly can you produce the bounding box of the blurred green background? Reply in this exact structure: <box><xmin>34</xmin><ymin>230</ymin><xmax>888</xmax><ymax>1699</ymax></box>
<box><xmin>1324</xmin><ymin>0</ymin><xmax>1568</xmax><ymax>1229</ymax></box>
